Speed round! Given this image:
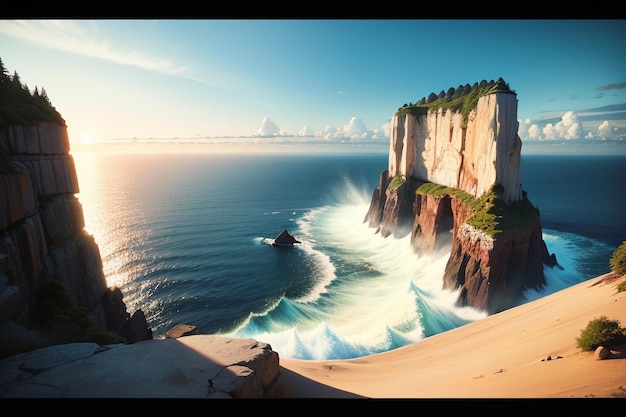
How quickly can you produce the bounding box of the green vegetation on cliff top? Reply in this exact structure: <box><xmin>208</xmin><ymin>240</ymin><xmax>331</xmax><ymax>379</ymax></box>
<box><xmin>391</xmin><ymin>78</ymin><xmax>526</xmax><ymax>236</ymax></box>
<box><xmin>0</xmin><ymin>56</ymin><xmax>66</xmax><ymax>174</ymax></box>
<box><xmin>396</xmin><ymin>77</ymin><xmax>514</xmax><ymax>128</ymax></box>
<box><xmin>385</xmin><ymin>172</ymin><xmax>539</xmax><ymax>238</ymax></box>
<box><xmin>387</xmin><ymin>175</ymin><xmax>406</xmax><ymax>191</ymax></box>
<box><xmin>0</xmin><ymin>57</ymin><xmax>66</xmax><ymax>127</ymax></box>
<box><xmin>416</xmin><ymin>181</ymin><xmax>539</xmax><ymax>238</ymax></box>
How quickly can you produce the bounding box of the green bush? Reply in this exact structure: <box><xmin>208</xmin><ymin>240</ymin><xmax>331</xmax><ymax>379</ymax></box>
<box><xmin>415</xmin><ymin>182</ymin><xmax>539</xmax><ymax>237</ymax></box>
<box><xmin>609</xmin><ymin>241</ymin><xmax>626</xmax><ymax>275</ymax></box>
<box><xmin>39</xmin><ymin>280</ymin><xmax>125</xmax><ymax>346</ymax></box>
<box><xmin>617</xmin><ymin>281</ymin><xmax>626</xmax><ymax>293</ymax></box>
<box><xmin>576</xmin><ymin>315</ymin><xmax>626</xmax><ymax>352</ymax></box>
<box><xmin>387</xmin><ymin>175</ymin><xmax>406</xmax><ymax>191</ymax></box>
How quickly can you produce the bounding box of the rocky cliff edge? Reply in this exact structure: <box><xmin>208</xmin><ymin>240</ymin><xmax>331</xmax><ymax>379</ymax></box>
<box><xmin>0</xmin><ymin>122</ymin><xmax>152</xmax><ymax>355</ymax></box>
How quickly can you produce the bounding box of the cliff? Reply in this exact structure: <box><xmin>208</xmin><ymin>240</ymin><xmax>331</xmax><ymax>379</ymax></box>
<box><xmin>0</xmin><ymin>122</ymin><xmax>152</xmax><ymax>357</ymax></box>
<box><xmin>388</xmin><ymin>87</ymin><xmax>522</xmax><ymax>204</ymax></box>
<box><xmin>0</xmin><ymin>123</ymin><xmax>282</xmax><ymax>399</ymax></box>
<box><xmin>365</xmin><ymin>79</ymin><xmax>558</xmax><ymax>314</ymax></box>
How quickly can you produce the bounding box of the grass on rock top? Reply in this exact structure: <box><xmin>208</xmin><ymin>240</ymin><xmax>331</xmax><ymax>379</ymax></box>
<box><xmin>414</xmin><ymin>180</ymin><xmax>539</xmax><ymax>238</ymax></box>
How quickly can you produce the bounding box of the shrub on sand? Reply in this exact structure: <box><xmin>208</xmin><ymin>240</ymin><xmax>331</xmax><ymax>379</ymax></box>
<box><xmin>576</xmin><ymin>316</ymin><xmax>626</xmax><ymax>352</ymax></box>
<box><xmin>609</xmin><ymin>241</ymin><xmax>626</xmax><ymax>276</ymax></box>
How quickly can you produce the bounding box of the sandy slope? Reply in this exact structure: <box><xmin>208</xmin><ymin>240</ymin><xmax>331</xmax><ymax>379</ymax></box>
<box><xmin>278</xmin><ymin>273</ymin><xmax>626</xmax><ymax>398</ymax></box>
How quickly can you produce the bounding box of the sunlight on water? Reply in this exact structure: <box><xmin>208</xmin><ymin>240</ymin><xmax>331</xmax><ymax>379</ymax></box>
<box><xmin>74</xmin><ymin>153</ymin><xmax>129</xmax><ymax>289</ymax></box>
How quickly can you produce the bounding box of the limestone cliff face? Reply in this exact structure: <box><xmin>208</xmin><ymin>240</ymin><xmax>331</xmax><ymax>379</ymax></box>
<box><xmin>365</xmin><ymin>86</ymin><xmax>558</xmax><ymax>314</ymax></box>
<box><xmin>388</xmin><ymin>91</ymin><xmax>522</xmax><ymax>204</ymax></box>
<box><xmin>0</xmin><ymin>122</ymin><xmax>151</xmax><ymax>354</ymax></box>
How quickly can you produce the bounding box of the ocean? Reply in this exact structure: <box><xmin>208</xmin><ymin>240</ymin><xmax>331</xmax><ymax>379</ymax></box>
<box><xmin>72</xmin><ymin>147</ymin><xmax>626</xmax><ymax>360</ymax></box>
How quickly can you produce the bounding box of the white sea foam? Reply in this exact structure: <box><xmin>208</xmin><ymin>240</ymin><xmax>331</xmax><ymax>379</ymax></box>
<box><xmin>236</xmin><ymin>180</ymin><xmax>605</xmax><ymax>359</ymax></box>
<box><xmin>235</xmin><ymin>185</ymin><xmax>491</xmax><ymax>359</ymax></box>
<box><xmin>524</xmin><ymin>229</ymin><xmax>613</xmax><ymax>302</ymax></box>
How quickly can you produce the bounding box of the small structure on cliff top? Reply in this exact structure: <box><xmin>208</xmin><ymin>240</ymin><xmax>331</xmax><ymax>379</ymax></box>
<box><xmin>272</xmin><ymin>230</ymin><xmax>301</xmax><ymax>247</ymax></box>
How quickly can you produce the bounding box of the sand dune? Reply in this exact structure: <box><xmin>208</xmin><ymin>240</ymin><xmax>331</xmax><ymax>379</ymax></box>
<box><xmin>278</xmin><ymin>273</ymin><xmax>626</xmax><ymax>398</ymax></box>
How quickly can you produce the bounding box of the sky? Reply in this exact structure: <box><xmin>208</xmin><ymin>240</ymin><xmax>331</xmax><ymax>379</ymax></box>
<box><xmin>1</xmin><ymin>19</ymin><xmax>625</xmax><ymax>152</ymax></box>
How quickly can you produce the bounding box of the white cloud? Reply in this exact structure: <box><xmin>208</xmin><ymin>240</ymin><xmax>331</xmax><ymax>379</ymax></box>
<box><xmin>298</xmin><ymin>125</ymin><xmax>315</xmax><ymax>137</ymax></box>
<box><xmin>256</xmin><ymin>116</ymin><xmax>390</xmax><ymax>142</ymax></box>
<box><xmin>341</xmin><ymin>117</ymin><xmax>368</xmax><ymax>139</ymax></box>
<box><xmin>323</xmin><ymin>116</ymin><xmax>386</xmax><ymax>141</ymax></box>
<box><xmin>597</xmin><ymin>120</ymin><xmax>615</xmax><ymax>139</ymax></box>
<box><xmin>0</xmin><ymin>20</ymin><xmax>188</xmax><ymax>76</ymax></box>
<box><xmin>322</xmin><ymin>126</ymin><xmax>340</xmax><ymax>140</ymax></box>
<box><xmin>518</xmin><ymin>111</ymin><xmax>585</xmax><ymax>141</ymax></box>
<box><xmin>519</xmin><ymin>118</ymin><xmax>543</xmax><ymax>140</ymax></box>
<box><xmin>527</xmin><ymin>124</ymin><xmax>542</xmax><ymax>140</ymax></box>
<box><xmin>554</xmin><ymin>111</ymin><xmax>583</xmax><ymax>139</ymax></box>
<box><xmin>258</xmin><ymin>117</ymin><xmax>282</xmax><ymax>136</ymax></box>
<box><xmin>542</xmin><ymin>123</ymin><xmax>558</xmax><ymax>140</ymax></box>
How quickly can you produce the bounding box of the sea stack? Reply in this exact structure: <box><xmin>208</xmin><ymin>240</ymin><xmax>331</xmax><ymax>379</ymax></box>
<box><xmin>364</xmin><ymin>78</ymin><xmax>558</xmax><ymax>314</ymax></box>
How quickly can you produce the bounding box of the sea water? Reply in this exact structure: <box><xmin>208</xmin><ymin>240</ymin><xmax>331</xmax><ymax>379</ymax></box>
<box><xmin>72</xmin><ymin>149</ymin><xmax>625</xmax><ymax>360</ymax></box>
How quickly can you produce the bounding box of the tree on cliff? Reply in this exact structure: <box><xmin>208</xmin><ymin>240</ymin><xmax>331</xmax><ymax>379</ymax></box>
<box><xmin>39</xmin><ymin>87</ymin><xmax>51</xmax><ymax>104</ymax></box>
<box><xmin>0</xmin><ymin>57</ymin><xmax>8</xmax><ymax>81</ymax></box>
<box><xmin>0</xmin><ymin>56</ymin><xmax>65</xmax><ymax>127</ymax></box>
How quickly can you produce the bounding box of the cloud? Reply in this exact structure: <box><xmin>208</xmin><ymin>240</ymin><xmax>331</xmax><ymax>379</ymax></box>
<box><xmin>597</xmin><ymin>82</ymin><xmax>626</xmax><ymax>91</ymax></box>
<box><xmin>528</xmin><ymin>124</ymin><xmax>542</xmax><ymax>140</ymax></box>
<box><xmin>553</xmin><ymin>111</ymin><xmax>583</xmax><ymax>139</ymax></box>
<box><xmin>0</xmin><ymin>20</ymin><xmax>188</xmax><ymax>76</ymax></box>
<box><xmin>322</xmin><ymin>126</ymin><xmax>340</xmax><ymax>139</ymax></box>
<box><xmin>258</xmin><ymin>117</ymin><xmax>282</xmax><ymax>136</ymax></box>
<box><xmin>256</xmin><ymin>116</ymin><xmax>390</xmax><ymax>142</ymax></box>
<box><xmin>519</xmin><ymin>111</ymin><xmax>584</xmax><ymax>141</ymax></box>
<box><xmin>183</xmin><ymin>76</ymin><xmax>217</xmax><ymax>87</ymax></box>
<box><xmin>318</xmin><ymin>117</ymin><xmax>386</xmax><ymax>141</ymax></box>
<box><xmin>341</xmin><ymin>117</ymin><xmax>369</xmax><ymax>139</ymax></box>
<box><xmin>518</xmin><ymin>110</ymin><xmax>625</xmax><ymax>141</ymax></box>
<box><xmin>590</xmin><ymin>120</ymin><xmax>622</xmax><ymax>140</ymax></box>
<box><xmin>597</xmin><ymin>121</ymin><xmax>614</xmax><ymax>138</ymax></box>
<box><xmin>298</xmin><ymin>126</ymin><xmax>315</xmax><ymax>136</ymax></box>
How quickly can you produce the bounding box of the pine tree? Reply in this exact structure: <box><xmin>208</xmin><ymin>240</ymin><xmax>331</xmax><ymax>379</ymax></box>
<box><xmin>41</xmin><ymin>87</ymin><xmax>50</xmax><ymax>104</ymax></box>
<box><xmin>11</xmin><ymin>70</ymin><xmax>22</xmax><ymax>88</ymax></box>
<box><xmin>0</xmin><ymin>57</ymin><xmax>9</xmax><ymax>82</ymax></box>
